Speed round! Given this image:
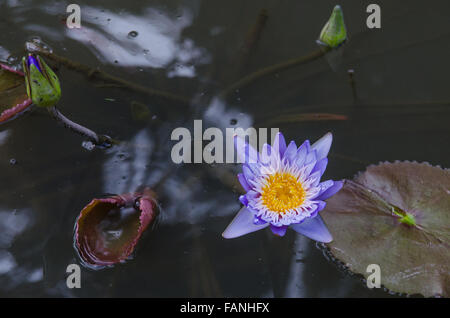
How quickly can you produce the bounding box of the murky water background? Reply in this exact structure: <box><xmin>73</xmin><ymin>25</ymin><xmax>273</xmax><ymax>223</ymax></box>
<box><xmin>0</xmin><ymin>0</ymin><xmax>449</xmax><ymax>297</ymax></box>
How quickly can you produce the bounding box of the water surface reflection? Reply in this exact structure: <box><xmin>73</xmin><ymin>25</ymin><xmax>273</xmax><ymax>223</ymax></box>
<box><xmin>0</xmin><ymin>0</ymin><xmax>448</xmax><ymax>297</ymax></box>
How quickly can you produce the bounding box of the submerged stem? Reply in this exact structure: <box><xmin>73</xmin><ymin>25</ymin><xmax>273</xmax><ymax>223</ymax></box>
<box><xmin>220</xmin><ymin>47</ymin><xmax>330</xmax><ymax>98</ymax></box>
<box><xmin>48</xmin><ymin>106</ymin><xmax>116</xmax><ymax>147</ymax></box>
<box><xmin>347</xmin><ymin>69</ymin><xmax>357</xmax><ymax>102</ymax></box>
<box><xmin>28</xmin><ymin>47</ymin><xmax>191</xmax><ymax>106</ymax></box>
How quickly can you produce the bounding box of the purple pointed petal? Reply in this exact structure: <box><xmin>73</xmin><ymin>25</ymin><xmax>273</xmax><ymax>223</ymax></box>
<box><xmin>311</xmin><ymin>132</ymin><xmax>332</xmax><ymax>161</ymax></box>
<box><xmin>272</xmin><ymin>132</ymin><xmax>287</xmax><ymax>157</ymax></box>
<box><xmin>304</xmin><ymin>139</ymin><xmax>311</xmax><ymax>152</ymax></box>
<box><xmin>312</xmin><ymin>158</ymin><xmax>328</xmax><ymax>177</ymax></box>
<box><xmin>242</xmin><ymin>164</ymin><xmax>255</xmax><ymax>182</ymax></box>
<box><xmin>303</xmin><ymin>161</ymin><xmax>317</xmax><ymax>178</ymax></box>
<box><xmin>270</xmin><ymin>224</ymin><xmax>288</xmax><ymax>236</ymax></box>
<box><xmin>283</xmin><ymin>140</ymin><xmax>297</xmax><ymax>163</ymax></box>
<box><xmin>237</xmin><ymin>173</ymin><xmax>251</xmax><ymax>192</ymax></box>
<box><xmin>222</xmin><ymin>207</ymin><xmax>269</xmax><ymax>239</ymax></box>
<box><xmin>317</xmin><ymin>180</ymin><xmax>343</xmax><ymax>200</ymax></box>
<box><xmin>307</xmin><ymin>170</ymin><xmax>322</xmax><ymax>188</ymax></box>
<box><xmin>316</xmin><ymin>200</ymin><xmax>326</xmax><ymax>212</ymax></box>
<box><xmin>294</xmin><ymin>141</ymin><xmax>309</xmax><ymax>167</ymax></box>
<box><xmin>290</xmin><ymin>215</ymin><xmax>333</xmax><ymax>243</ymax></box>
<box><xmin>234</xmin><ymin>135</ymin><xmax>259</xmax><ymax>164</ymax></box>
<box><xmin>261</xmin><ymin>143</ymin><xmax>273</xmax><ymax>166</ymax></box>
<box><xmin>310</xmin><ymin>180</ymin><xmax>334</xmax><ymax>200</ymax></box>
<box><xmin>304</xmin><ymin>149</ymin><xmax>317</xmax><ymax>166</ymax></box>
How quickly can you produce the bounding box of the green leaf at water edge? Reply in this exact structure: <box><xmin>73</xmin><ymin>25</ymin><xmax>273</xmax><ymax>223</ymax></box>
<box><xmin>321</xmin><ymin>161</ymin><xmax>450</xmax><ymax>297</ymax></box>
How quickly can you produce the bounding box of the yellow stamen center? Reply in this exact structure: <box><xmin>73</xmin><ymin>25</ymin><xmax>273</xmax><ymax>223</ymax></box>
<box><xmin>261</xmin><ymin>172</ymin><xmax>305</xmax><ymax>214</ymax></box>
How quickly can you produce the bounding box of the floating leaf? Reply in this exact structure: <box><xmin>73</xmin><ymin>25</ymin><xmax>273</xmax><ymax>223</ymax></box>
<box><xmin>0</xmin><ymin>63</ymin><xmax>32</xmax><ymax>123</ymax></box>
<box><xmin>75</xmin><ymin>188</ymin><xmax>158</xmax><ymax>268</ymax></box>
<box><xmin>321</xmin><ymin>161</ymin><xmax>450</xmax><ymax>297</ymax></box>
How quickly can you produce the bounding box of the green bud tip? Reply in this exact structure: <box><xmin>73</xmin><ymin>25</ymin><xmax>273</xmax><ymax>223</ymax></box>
<box><xmin>317</xmin><ymin>5</ymin><xmax>347</xmax><ymax>49</ymax></box>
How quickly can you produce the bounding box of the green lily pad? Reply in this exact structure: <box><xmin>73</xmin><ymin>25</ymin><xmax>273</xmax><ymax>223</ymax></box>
<box><xmin>321</xmin><ymin>161</ymin><xmax>450</xmax><ymax>297</ymax></box>
<box><xmin>0</xmin><ymin>63</ymin><xmax>32</xmax><ymax>123</ymax></box>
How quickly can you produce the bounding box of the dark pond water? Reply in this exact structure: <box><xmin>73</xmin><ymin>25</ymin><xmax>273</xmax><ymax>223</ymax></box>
<box><xmin>0</xmin><ymin>0</ymin><xmax>449</xmax><ymax>297</ymax></box>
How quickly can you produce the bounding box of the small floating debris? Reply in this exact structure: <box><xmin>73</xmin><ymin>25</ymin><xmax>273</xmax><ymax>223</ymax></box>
<box><xmin>81</xmin><ymin>141</ymin><xmax>95</xmax><ymax>151</ymax></box>
<box><xmin>127</xmin><ymin>31</ymin><xmax>138</xmax><ymax>38</ymax></box>
<box><xmin>25</xmin><ymin>36</ymin><xmax>53</xmax><ymax>54</ymax></box>
<box><xmin>6</xmin><ymin>55</ymin><xmax>18</xmax><ymax>64</ymax></box>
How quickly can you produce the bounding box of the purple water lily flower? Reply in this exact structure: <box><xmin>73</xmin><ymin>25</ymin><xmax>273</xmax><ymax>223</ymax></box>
<box><xmin>222</xmin><ymin>132</ymin><xmax>343</xmax><ymax>242</ymax></box>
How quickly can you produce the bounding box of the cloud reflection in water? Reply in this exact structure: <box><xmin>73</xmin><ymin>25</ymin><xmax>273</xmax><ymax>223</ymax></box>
<box><xmin>101</xmin><ymin>126</ymin><xmax>240</xmax><ymax>226</ymax></box>
<box><xmin>64</xmin><ymin>6</ymin><xmax>210</xmax><ymax>77</ymax></box>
